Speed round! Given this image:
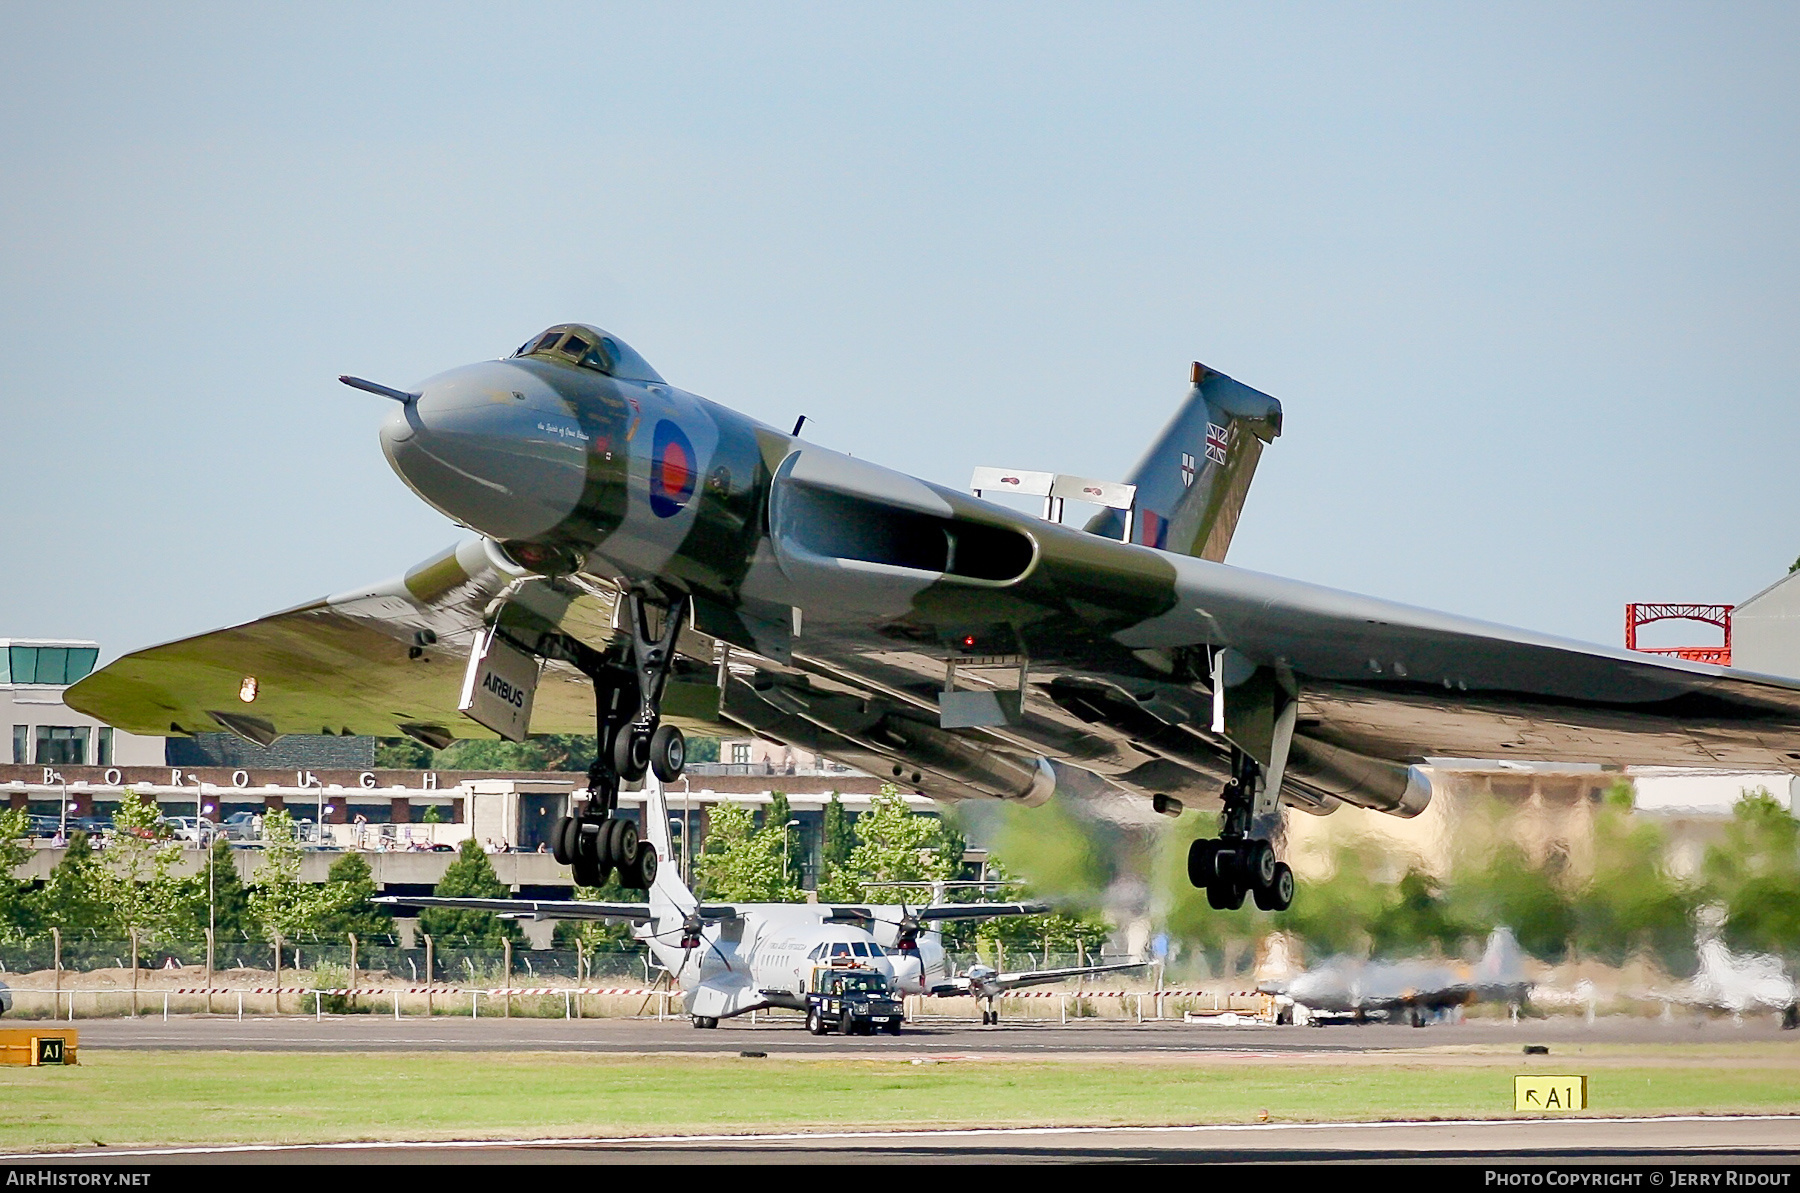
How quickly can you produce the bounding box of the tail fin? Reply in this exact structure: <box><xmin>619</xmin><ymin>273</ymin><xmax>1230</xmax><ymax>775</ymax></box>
<box><xmin>1477</xmin><ymin>927</ymin><xmax>1526</xmax><ymax>985</ymax></box>
<box><xmin>1086</xmin><ymin>362</ymin><xmax>1282</xmax><ymax>560</ymax></box>
<box><xmin>639</xmin><ymin>774</ymin><xmax>697</xmax><ymax>919</ymax></box>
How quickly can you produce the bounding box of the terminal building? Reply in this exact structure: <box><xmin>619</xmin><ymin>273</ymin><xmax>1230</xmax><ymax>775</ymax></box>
<box><xmin>3</xmin><ymin>639</ymin><xmax>163</xmax><ymax>768</ymax></box>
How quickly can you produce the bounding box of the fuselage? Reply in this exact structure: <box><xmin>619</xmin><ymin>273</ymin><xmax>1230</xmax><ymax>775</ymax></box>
<box><xmin>634</xmin><ymin>905</ymin><xmax>945</xmax><ymax>1011</ymax></box>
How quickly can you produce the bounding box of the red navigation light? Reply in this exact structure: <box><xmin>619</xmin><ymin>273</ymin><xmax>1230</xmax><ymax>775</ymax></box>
<box><xmin>962</xmin><ymin>635</ymin><xmax>976</xmax><ymax>648</ymax></box>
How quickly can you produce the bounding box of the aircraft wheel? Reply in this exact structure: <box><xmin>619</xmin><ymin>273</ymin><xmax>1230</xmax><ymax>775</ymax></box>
<box><xmin>1783</xmin><ymin>1003</ymin><xmax>1797</xmax><ymax>1031</ymax></box>
<box><xmin>650</xmin><ymin>724</ymin><xmax>686</xmax><ymax>782</ymax></box>
<box><xmin>612</xmin><ymin>728</ymin><xmax>650</xmax><ymax>782</ymax></box>
<box><xmin>691</xmin><ymin>1015</ymin><xmax>718</xmax><ymax>1029</ymax></box>
<box><xmin>632</xmin><ymin>841</ymin><xmax>658</xmax><ymax>890</ymax></box>
<box><xmin>1244</xmin><ymin>839</ymin><xmax>1277</xmax><ymax>888</ymax></box>
<box><xmin>1207</xmin><ymin>880</ymin><xmax>1246</xmax><ymax>911</ymax></box>
<box><xmin>551</xmin><ymin>816</ymin><xmax>574</xmax><ymax>865</ymax></box>
<box><xmin>559</xmin><ymin>816</ymin><xmax>585</xmax><ymax>865</ymax></box>
<box><xmin>572</xmin><ymin>854</ymin><xmax>602</xmax><ymax>889</ymax></box>
<box><xmin>1268</xmin><ymin>862</ymin><xmax>1296</xmax><ymax>912</ymax></box>
<box><xmin>1187</xmin><ymin>838</ymin><xmax>1219</xmax><ymax>888</ymax></box>
<box><xmin>607</xmin><ymin>817</ymin><xmax>640</xmax><ymax>868</ymax></box>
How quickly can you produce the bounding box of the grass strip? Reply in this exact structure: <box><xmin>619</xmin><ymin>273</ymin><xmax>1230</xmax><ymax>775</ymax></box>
<box><xmin>2</xmin><ymin>1052</ymin><xmax>1798</xmax><ymax>1152</ymax></box>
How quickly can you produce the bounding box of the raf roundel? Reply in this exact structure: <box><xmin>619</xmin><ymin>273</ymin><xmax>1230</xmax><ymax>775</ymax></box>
<box><xmin>649</xmin><ymin>419</ymin><xmax>698</xmax><ymax>518</ymax></box>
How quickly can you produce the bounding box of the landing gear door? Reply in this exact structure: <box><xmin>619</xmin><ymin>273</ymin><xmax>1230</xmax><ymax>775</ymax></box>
<box><xmin>458</xmin><ymin>626</ymin><xmax>540</xmax><ymax>742</ymax></box>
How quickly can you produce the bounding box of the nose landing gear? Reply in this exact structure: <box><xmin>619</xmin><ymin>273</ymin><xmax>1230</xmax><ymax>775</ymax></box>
<box><xmin>1186</xmin><ymin>750</ymin><xmax>1294</xmax><ymax>912</ymax></box>
<box><xmin>551</xmin><ymin>585</ymin><xmax>690</xmax><ymax>892</ymax></box>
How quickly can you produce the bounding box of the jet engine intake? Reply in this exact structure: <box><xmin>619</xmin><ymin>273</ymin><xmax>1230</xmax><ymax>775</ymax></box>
<box><xmin>1284</xmin><ymin>735</ymin><xmax>1432</xmax><ymax>818</ymax></box>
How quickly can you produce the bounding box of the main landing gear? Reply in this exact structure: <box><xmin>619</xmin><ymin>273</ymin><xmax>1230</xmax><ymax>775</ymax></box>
<box><xmin>1186</xmin><ymin>750</ymin><xmax>1294</xmax><ymax>912</ymax></box>
<box><xmin>550</xmin><ymin>586</ymin><xmax>686</xmax><ymax>892</ymax></box>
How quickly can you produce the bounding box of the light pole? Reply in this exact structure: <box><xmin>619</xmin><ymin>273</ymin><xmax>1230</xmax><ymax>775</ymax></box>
<box><xmin>783</xmin><ymin>818</ymin><xmax>800</xmax><ymax>888</ymax></box>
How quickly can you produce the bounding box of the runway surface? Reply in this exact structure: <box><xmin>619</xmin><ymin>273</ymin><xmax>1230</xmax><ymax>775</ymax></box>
<box><xmin>58</xmin><ymin>1011</ymin><xmax>1800</xmax><ymax>1055</ymax></box>
<box><xmin>13</xmin><ymin>1115</ymin><xmax>1800</xmax><ymax>1164</ymax></box>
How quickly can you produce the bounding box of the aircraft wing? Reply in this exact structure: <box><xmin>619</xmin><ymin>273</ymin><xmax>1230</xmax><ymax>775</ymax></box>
<box><xmin>372</xmin><ymin>894</ymin><xmax>656</xmax><ymax>923</ymax></box>
<box><xmin>1123</xmin><ymin>554</ymin><xmax>1800</xmax><ymax>769</ymax></box>
<box><xmin>929</xmin><ymin>960</ymin><xmax>1146</xmax><ymax>996</ymax></box>
<box><xmin>914</xmin><ymin>902</ymin><xmax>1051</xmax><ymax>921</ymax></box>
<box><xmin>64</xmin><ymin>539</ymin><xmax>727</xmax><ymax>747</ymax></box>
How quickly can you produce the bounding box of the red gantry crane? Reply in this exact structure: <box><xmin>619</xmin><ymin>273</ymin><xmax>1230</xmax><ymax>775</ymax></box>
<box><xmin>1624</xmin><ymin>603</ymin><xmax>1733</xmax><ymax>667</ymax></box>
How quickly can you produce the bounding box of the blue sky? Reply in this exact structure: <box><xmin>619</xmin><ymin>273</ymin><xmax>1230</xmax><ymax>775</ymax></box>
<box><xmin>3</xmin><ymin>3</ymin><xmax>1796</xmax><ymax>659</ymax></box>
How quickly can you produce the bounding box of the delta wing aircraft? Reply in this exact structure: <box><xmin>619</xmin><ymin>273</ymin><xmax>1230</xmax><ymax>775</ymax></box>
<box><xmin>66</xmin><ymin>323</ymin><xmax>1800</xmax><ymax>912</ymax></box>
<box><xmin>1258</xmin><ymin>928</ymin><xmax>1532</xmax><ymax>1026</ymax></box>
<box><xmin>379</xmin><ymin>776</ymin><xmax>1131</xmax><ymax>1029</ymax></box>
<box><xmin>1648</xmin><ymin>918</ymin><xmax>1799</xmax><ymax>1028</ymax></box>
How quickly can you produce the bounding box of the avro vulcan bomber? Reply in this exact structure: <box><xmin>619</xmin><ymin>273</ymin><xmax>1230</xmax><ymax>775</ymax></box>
<box><xmin>68</xmin><ymin>324</ymin><xmax>1800</xmax><ymax>911</ymax></box>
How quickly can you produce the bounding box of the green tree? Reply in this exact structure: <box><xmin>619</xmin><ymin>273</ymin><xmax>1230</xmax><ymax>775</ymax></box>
<box><xmin>311</xmin><ymin>852</ymin><xmax>391</xmax><ymax>939</ymax></box>
<box><xmin>0</xmin><ymin>808</ymin><xmax>36</xmax><ymax>940</ymax></box>
<box><xmin>34</xmin><ymin>830</ymin><xmax>110</xmax><ymax>933</ymax></box>
<box><xmin>817</xmin><ymin>787</ymin><xmax>958</xmax><ymax>901</ymax></box>
<box><xmin>1267</xmin><ymin>839</ymin><xmax>1395</xmax><ymax>958</ymax></box>
<box><xmin>421</xmin><ymin>805</ymin><xmax>444</xmax><ymax>824</ymax></box>
<box><xmin>765</xmin><ymin>792</ymin><xmax>804</xmax><ymax>889</ymax></box>
<box><xmin>435</xmin><ymin>735</ymin><xmax>596</xmax><ymax>773</ymax></box>
<box><xmin>693</xmin><ymin>804</ymin><xmax>797</xmax><ymax>901</ymax></box>
<box><xmin>418</xmin><ymin>839</ymin><xmax>522</xmax><ymax>944</ymax></box>
<box><xmin>1572</xmin><ymin>783</ymin><xmax>1696</xmax><ymax>970</ymax></box>
<box><xmin>820</xmin><ymin>794</ymin><xmax>854</xmax><ymax>890</ymax></box>
<box><xmin>247</xmin><ymin>809</ymin><xmax>330</xmax><ymax>943</ymax></box>
<box><xmin>173</xmin><ymin>838</ymin><xmax>257</xmax><ymax>942</ymax></box>
<box><xmin>1703</xmin><ymin>788</ymin><xmax>1800</xmax><ymax>960</ymax></box>
<box><xmin>94</xmin><ymin>789</ymin><xmax>192</xmax><ymax>942</ymax></box>
<box><xmin>373</xmin><ymin>737</ymin><xmax>433</xmax><ymax>769</ymax></box>
<box><xmin>1445</xmin><ymin>841</ymin><xmax>1574</xmax><ymax>963</ymax></box>
<box><xmin>1368</xmin><ymin>867</ymin><xmax>1461</xmax><ymax>957</ymax></box>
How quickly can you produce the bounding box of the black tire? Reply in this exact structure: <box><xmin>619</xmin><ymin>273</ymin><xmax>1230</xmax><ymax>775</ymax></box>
<box><xmin>1245</xmin><ymin>839</ymin><xmax>1278</xmax><ymax>888</ymax></box>
<box><xmin>550</xmin><ymin>816</ymin><xmax>574</xmax><ymax>865</ymax></box>
<box><xmin>1187</xmin><ymin>838</ymin><xmax>1219</xmax><ymax>889</ymax></box>
<box><xmin>610</xmin><ymin>817</ymin><xmax>640</xmax><ymax>868</ymax></box>
<box><xmin>692</xmin><ymin>1015</ymin><xmax>718</xmax><ymax>1030</ymax></box>
<box><xmin>572</xmin><ymin>855</ymin><xmax>602</xmax><ymax>888</ymax></box>
<box><xmin>807</xmin><ymin>1008</ymin><xmax>826</xmax><ymax>1035</ymax></box>
<box><xmin>884</xmin><ymin>1020</ymin><xmax>901</xmax><ymax>1035</ymax></box>
<box><xmin>584</xmin><ymin>821</ymin><xmax>615</xmax><ymax>888</ymax></box>
<box><xmin>1207</xmin><ymin>880</ymin><xmax>1247</xmax><ymax>911</ymax></box>
<box><xmin>559</xmin><ymin>816</ymin><xmax>583</xmax><ymax>865</ymax></box>
<box><xmin>839</xmin><ymin>1011</ymin><xmax>853</xmax><ymax>1036</ymax></box>
<box><xmin>613</xmin><ymin>727</ymin><xmax>650</xmax><ymax>782</ymax></box>
<box><xmin>1266</xmin><ymin>862</ymin><xmax>1295</xmax><ymax>912</ymax></box>
<box><xmin>633</xmin><ymin>841</ymin><xmax>658</xmax><ymax>889</ymax></box>
<box><xmin>650</xmin><ymin>723</ymin><xmax>686</xmax><ymax>782</ymax></box>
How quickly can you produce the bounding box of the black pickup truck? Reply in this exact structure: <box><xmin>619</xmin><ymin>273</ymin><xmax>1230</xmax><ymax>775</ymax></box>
<box><xmin>805</xmin><ymin>967</ymin><xmax>903</xmax><ymax>1036</ymax></box>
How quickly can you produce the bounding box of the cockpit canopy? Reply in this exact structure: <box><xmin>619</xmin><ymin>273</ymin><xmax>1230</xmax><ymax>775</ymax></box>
<box><xmin>513</xmin><ymin>323</ymin><xmax>664</xmax><ymax>384</ymax></box>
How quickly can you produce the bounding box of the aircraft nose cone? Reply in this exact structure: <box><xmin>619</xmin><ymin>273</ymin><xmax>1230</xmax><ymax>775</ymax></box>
<box><xmin>380</xmin><ymin>363</ymin><xmax>587</xmax><ymax>542</ymax></box>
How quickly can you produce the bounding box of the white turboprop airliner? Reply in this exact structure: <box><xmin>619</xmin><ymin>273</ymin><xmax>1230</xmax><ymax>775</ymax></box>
<box><xmin>379</xmin><ymin>777</ymin><xmax>1140</xmax><ymax>1029</ymax></box>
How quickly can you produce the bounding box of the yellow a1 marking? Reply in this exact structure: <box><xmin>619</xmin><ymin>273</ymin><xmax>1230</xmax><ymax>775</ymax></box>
<box><xmin>1514</xmin><ymin>1074</ymin><xmax>1587</xmax><ymax>1112</ymax></box>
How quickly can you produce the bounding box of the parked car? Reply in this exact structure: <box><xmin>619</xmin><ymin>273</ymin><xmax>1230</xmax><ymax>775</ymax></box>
<box><xmin>0</xmin><ymin>979</ymin><xmax>11</xmax><ymax>1016</ymax></box>
<box><xmin>158</xmin><ymin>816</ymin><xmax>219</xmax><ymax>845</ymax></box>
<box><xmin>221</xmin><ymin>811</ymin><xmax>260</xmax><ymax>841</ymax></box>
